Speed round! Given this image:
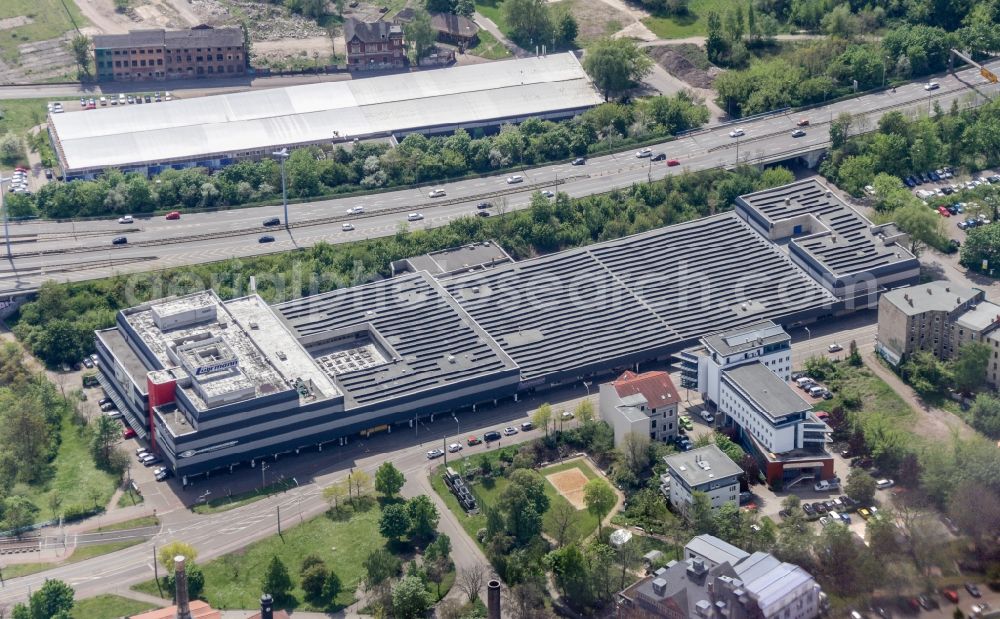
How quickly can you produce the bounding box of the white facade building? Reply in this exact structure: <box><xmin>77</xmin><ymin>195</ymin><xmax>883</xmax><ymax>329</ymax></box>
<box><xmin>599</xmin><ymin>370</ymin><xmax>680</xmax><ymax>447</ymax></box>
<box><xmin>663</xmin><ymin>445</ymin><xmax>743</xmax><ymax>516</ymax></box>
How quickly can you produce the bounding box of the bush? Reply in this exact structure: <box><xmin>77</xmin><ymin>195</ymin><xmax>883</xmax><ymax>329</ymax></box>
<box><xmin>300</xmin><ymin>564</ymin><xmax>328</xmax><ymax>600</ymax></box>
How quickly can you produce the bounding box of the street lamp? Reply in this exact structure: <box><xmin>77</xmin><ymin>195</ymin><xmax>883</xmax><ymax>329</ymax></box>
<box><xmin>272</xmin><ymin>148</ymin><xmax>290</xmax><ymax>229</ymax></box>
<box><xmin>0</xmin><ymin>173</ymin><xmax>13</xmax><ymax>261</ymax></box>
<box><xmin>452</xmin><ymin>413</ymin><xmax>460</xmax><ymax>442</ymax></box>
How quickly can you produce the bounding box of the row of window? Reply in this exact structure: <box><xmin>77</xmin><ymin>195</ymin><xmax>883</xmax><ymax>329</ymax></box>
<box><xmin>103</xmin><ymin>46</ymin><xmax>241</xmax><ymax>55</ymax></box>
<box><xmin>349</xmin><ymin>42</ymin><xmax>401</xmax><ymax>53</ymax></box>
<box><xmin>100</xmin><ymin>56</ymin><xmax>241</xmax><ymax>68</ymax></box>
<box><xmin>102</xmin><ymin>64</ymin><xmax>243</xmax><ymax>78</ymax></box>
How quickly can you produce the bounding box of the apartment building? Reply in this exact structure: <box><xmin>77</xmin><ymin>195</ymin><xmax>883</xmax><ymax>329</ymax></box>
<box><xmin>94</xmin><ymin>25</ymin><xmax>246</xmax><ymax>82</ymax></box>
<box><xmin>344</xmin><ymin>18</ymin><xmax>405</xmax><ymax>72</ymax></box>
<box><xmin>663</xmin><ymin>445</ymin><xmax>743</xmax><ymax>516</ymax></box>
<box><xmin>598</xmin><ymin>370</ymin><xmax>680</xmax><ymax>447</ymax></box>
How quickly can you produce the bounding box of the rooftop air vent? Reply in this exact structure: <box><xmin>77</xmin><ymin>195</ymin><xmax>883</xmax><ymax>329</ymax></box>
<box><xmin>447</xmin><ymin>355</ymin><xmax>456</xmax><ymax>363</ymax></box>
<box><xmin>276</xmin><ymin>351</ymin><xmax>287</xmax><ymax>360</ymax></box>
<box><xmin>249</xmin><ymin>321</ymin><xmax>259</xmax><ymax>330</ymax></box>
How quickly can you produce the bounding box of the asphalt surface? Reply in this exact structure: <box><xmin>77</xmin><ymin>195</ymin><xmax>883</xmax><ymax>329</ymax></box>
<box><xmin>2</xmin><ymin>61</ymin><xmax>999</xmax><ymax>294</ymax></box>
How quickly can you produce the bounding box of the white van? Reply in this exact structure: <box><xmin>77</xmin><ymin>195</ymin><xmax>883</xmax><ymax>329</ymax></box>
<box><xmin>808</xmin><ymin>386</ymin><xmax>825</xmax><ymax>398</ymax></box>
<box><xmin>795</xmin><ymin>377</ymin><xmax>813</xmax><ymax>387</ymax></box>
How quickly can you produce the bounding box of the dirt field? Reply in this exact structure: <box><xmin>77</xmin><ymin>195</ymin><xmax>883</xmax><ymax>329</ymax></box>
<box><xmin>646</xmin><ymin>43</ymin><xmax>720</xmax><ymax>89</ymax></box>
<box><xmin>553</xmin><ymin>0</ymin><xmax>634</xmax><ymax>44</ymax></box>
<box><xmin>546</xmin><ymin>467</ymin><xmax>590</xmax><ymax>510</ymax></box>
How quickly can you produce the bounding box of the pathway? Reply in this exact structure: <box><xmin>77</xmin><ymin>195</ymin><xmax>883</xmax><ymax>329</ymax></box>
<box><xmin>472</xmin><ymin>12</ymin><xmax>529</xmax><ymax>58</ymax></box>
<box><xmin>861</xmin><ymin>350</ymin><xmax>976</xmax><ymax>442</ymax></box>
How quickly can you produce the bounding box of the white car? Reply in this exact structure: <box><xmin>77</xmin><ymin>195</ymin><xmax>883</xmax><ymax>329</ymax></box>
<box><xmin>541</xmin><ymin>190</ymin><xmax>555</xmax><ymax>198</ymax></box>
<box><xmin>164</xmin><ymin>91</ymin><xmax>173</xmax><ymax>101</ymax></box>
<box><xmin>924</xmin><ymin>81</ymin><xmax>940</xmax><ymax>91</ymax></box>
<box><xmin>729</xmin><ymin>128</ymin><xmax>745</xmax><ymax>138</ymax></box>
<box><xmin>99</xmin><ymin>96</ymin><xmax>107</xmax><ymax>106</ymax></box>
<box><xmin>635</xmin><ymin>148</ymin><xmax>652</xmax><ymax>158</ymax></box>
<box><xmin>346</xmin><ymin>206</ymin><xmax>364</xmax><ymax>215</ymax></box>
<box><xmin>506</xmin><ymin>175</ymin><xmax>524</xmax><ymax>184</ymax></box>
<box><xmin>561</xmin><ymin>411</ymin><xmax>574</xmax><ymax>420</ymax></box>
<box><xmin>407</xmin><ymin>212</ymin><xmax>424</xmax><ymax>221</ymax></box>
<box><xmin>827</xmin><ymin>343</ymin><xmax>843</xmax><ymax>353</ymax></box>
<box><xmin>428</xmin><ymin>188</ymin><xmax>445</xmax><ymax>198</ymax></box>
<box><xmin>503</xmin><ymin>426</ymin><xmax>518</xmax><ymax>436</ymax></box>
<box><xmin>700</xmin><ymin>410</ymin><xmax>715</xmax><ymax>423</ymax></box>
<box><xmin>875</xmin><ymin>478</ymin><xmax>895</xmax><ymax>489</ymax></box>
<box><xmin>342</xmin><ymin>223</ymin><xmax>355</xmax><ymax>231</ymax></box>
<box><xmin>426</xmin><ymin>449</ymin><xmax>445</xmax><ymax>459</ymax></box>
<box><xmin>118</xmin><ymin>215</ymin><xmax>134</xmax><ymax>224</ymax></box>
<box><xmin>447</xmin><ymin>443</ymin><xmax>463</xmax><ymax>453</ymax></box>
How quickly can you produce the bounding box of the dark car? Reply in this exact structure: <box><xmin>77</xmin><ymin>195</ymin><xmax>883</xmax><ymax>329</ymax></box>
<box><xmin>483</xmin><ymin>430</ymin><xmax>502</xmax><ymax>442</ymax></box>
<box><xmin>929</xmin><ymin>170</ymin><xmax>941</xmax><ymax>182</ymax></box>
<box><xmin>476</xmin><ymin>202</ymin><xmax>491</xmax><ymax>210</ymax></box>
<box><xmin>988</xmin><ymin>174</ymin><xmax>1000</xmax><ymax>183</ymax></box>
<box><xmin>813</xmin><ymin>502</ymin><xmax>828</xmax><ymax>514</ymax></box>
<box><xmin>903</xmin><ymin>176</ymin><xmax>916</xmax><ymax>187</ymax></box>
<box><xmin>964</xmin><ymin>583</ymin><xmax>981</xmax><ymax>598</ymax></box>
<box><xmin>917</xmin><ymin>595</ymin><xmax>939</xmax><ymax>610</ymax></box>
<box><xmin>739</xmin><ymin>491</ymin><xmax>754</xmax><ymax>505</ymax></box>
<box><xmin>475</xmin><ymin>211</ymin><xmax>490</xmax><ymax>217</ymax></box>
<box><xmin>572</xmin><ymin>157</ymin><xmax>586</xmax><ymax>165</ymax></box>
<box><xmin>651</xmin><ymin>152</ymin><xmax>666</xmax><ymax>161</ymax></box>
<box><xmin>259</xmin><ymin>235</ymin><xmax>275</xmax><ymax>243</ymax></box>
<box><xmin>941</xmin><ymin>186</ymin><xmax>954</xmax><ymax>195</ymax></box>
<box><xmin>112</xmin><ymin>236</ymin><xmax>127</xmax><ymax>245</ymax></box>
<box><xmin>802</xmin><ymin>503</ymin><xmax>816</xmax><ymax>517</ymax></box>
<box><xmin>919</xmin><ymin>173</ymin><xmax>930</xmax><ymax>183</ymax></box>
<box><xmin>98</xmin><ymin>397</ymin><xmax>112</xmax><ymax>406</ymax></box>
<box><xmin>948</xmin><ymin>204</ymin><xmax>959</xmax><ymax>215</ymax></box>
<box><xmin>263</xmin><ymin>217</ymin><xmax>281</xmax><ymax>226</ymax></box>
<box><xmin>791</xmin><ymin>129</ymin><xmax>806</xmax><ymax>138</ymax></box>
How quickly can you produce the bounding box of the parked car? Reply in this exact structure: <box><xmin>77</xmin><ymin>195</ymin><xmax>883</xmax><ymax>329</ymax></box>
<box><xmin>942</xmin><ymin>589</ymin><xmax>959</xmax><ymax>604</ymax></box>
<box><xmin>814</xmin><ymin>479</ymin><xmax>839</xmax><ymax>492</ymax></box>
<box><xmin>258</xmin><ymin>235</ymin><xmax>275</xmax><ymax>243</ymax></box>
<box><xmin>917</xmin><ymin>595</ymin><xmax>939</xmax><ymax>610</ymax></box>
<box><xmin>447</xmin><ymin>443</ymin><xmax>463</xmax><ymax>453</ymax></box>
<box><xmin>503</xmin><ymin>426</ymin><xmax>518</xmax><ymax>436</ymax></box>
<box><xmin>263</xmin><ymin>217</ymin><xmax>281</xmax><ymax>226</ymax></box>
<box><xmin>561</xmin><ymin>411</ymin><xmax>574</xmax><ymax>420</ymax></box>
<box><xmin>802</xmin><ymin>503</ymin><xmax>816</xmax><ymax>517</ymax></box>
<box><xmin>679</xmin><ymin>415</ymin><xmax>693</xmax><ymax>430</ymax></box>
<box><xmin>520</xmin><ymin>422</ymin><xmax>533</xmax><ymax>431</ymax></box>
<box><xmin>117</xmin><ymin>214</ymin><xmax>135</xmax><ymax>224</ymax></box>
<box><xmin>700</xmin><ymin>410</ymin><xmax>714</xmax><ymax>423</ymax></box>
<box><xmin>83</xmin><ymin>357</ymin><xmax>94</xmax><ymax>368</ymax></box>
<box><xmin>426</xmin><ymin>449</ymin><xmax>445</xmax><ymax>459</ymax></box>
<box><xmin>938</xmin><ymin>206</ymin><xmax>951</xmax><ymax>217</ymax></box>
<box><xmin>875</xmin><ymin>478</ymin><xmax>895</xmax><ymax>489</ymax></box>
<box><xmin>965</xmin><ymin>583</ymin><xmax>982</xmax><ymax>598</ymax></box>
<box><xmin>667</xmin><ymin>159</ymin><xmax>680</xmax><ymax>166</ymax></box>
<box><xmin>123</xmin><ymin>427</ymin><xmax>137</xmax><ymax>439</ymax></box>
<box><xmin>466</xmin><ymin>436</ymin><xmax>482</xmax><ymax>446</ymax></box>
<box><xmin>165</xmin><ymin>210</ymin><xmax>181</xmax><ymax>220</ymax></box>
<box><xmin>155</xmin><ymin>469</ymin><xmax>172</xmax><ymax>481</ymax></box>
<box><xmin>828</xmin><ymin>343</ymin><xmax>843</xmax><ymax>352</ymax></box>
<box><xmin>483</xmin><ymin>430</ymin><xmax>502</xmax><ymax>442</ymax></box>
<box><xmin>572</xmin><ymin>157</ymin><xmax>586</xmax><ymax>165</ymax></box>
<box><xmin>739</xmin><ymin>491</ymin><xmax>754</xmax><ymax>505</ymax></box>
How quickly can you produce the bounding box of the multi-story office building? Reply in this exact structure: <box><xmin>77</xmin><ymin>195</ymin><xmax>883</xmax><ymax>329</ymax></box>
<box><xmin>663</xmin><ymin>445</ymin><xmax>743</xmax><ymax>516</ymax></box>
<box><xmin>598</xmin><ymin>370</ymin><xmax>680</xmax><ymax>447</ymax></box>
<box><xmin>94</xmin><ymin>25</ymin><xmax>246</xmax><ymax>82</ymax></box>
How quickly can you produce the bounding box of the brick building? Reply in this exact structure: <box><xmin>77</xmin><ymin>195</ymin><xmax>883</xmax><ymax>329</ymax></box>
<box><xmin>94</xmin><ymin>25</ymin><xmax>246</xmax><ymax>82</ymax></box>
<box><xmin>345</xmin><ymin>18</ymin><xmax>405</xmax><ymax>72</ymax></box>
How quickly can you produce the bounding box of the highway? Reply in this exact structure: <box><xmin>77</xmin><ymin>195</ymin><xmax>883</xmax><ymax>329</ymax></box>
<box><xmin>1</xmin><ymin>60</ymin><xmax>999</xmax><ymax>295</ymax></box>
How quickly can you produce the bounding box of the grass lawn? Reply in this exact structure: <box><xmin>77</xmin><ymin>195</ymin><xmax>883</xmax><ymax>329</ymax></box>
<box><xmin>2</xmin><ymin>539</ymin><xmax>146</xmax><ymax>579</ymax></box>
<box><xmin>192</xmin><ymin>477</ymin><xmax>296</xmax><ymax>514</ymax></box>
<box><xmin>0</xmin><ymin>0</ymin><xmax>90</xmax><ymax>64</ymax></box>
<box><xmin>71</xmin><ymin>594</ymin><xmax>159</xmax><ymax>619</ymax></box>
<box><xmin>133</xmin><ymin>505</ymin><xmax>386</xmax><ymax>612</ymax></box>
<box><xmin>475</xmin><ymin>0</ymin><xmax>509</xmax><ymax>33</ymax></box>
<box><xmin>117</xmin><ymin>488</ymin><xmax>145</xmax><ymax>508</ymax></box>
<box><xmin>430</xmin><ymin>458</ymin><xmax>608</xmax><ymax>548</ymax></box>
<box><xmin>91</xmin><ymin>515</ymin><xmax>159</xmax><ymax>533</ymax></box>
<box><xmin>0</xmin><ymin>98</ymin><xmax>51</xmax><ymax>137</ymax></box>
<box><xmin>467</xmin><ymin>29</ymin><xmax>511</xmax><ymax>60</ymax></box>
<box><xmin>813</xmin><ymin>363</ymin><xmax>915</xmax><ymax>425</ymax></box>
<box><xmin>642</xmin><ymin>0</ymin><xmax>749</xmax><ymax>39</ymax></box>
<box><xmin>19</xmin><ymin>412</ymin><xmax>118</xmax><ymax>526</ymax></box>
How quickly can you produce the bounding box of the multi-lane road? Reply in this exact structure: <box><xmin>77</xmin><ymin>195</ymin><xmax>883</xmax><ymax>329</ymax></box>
<box><xmin>2</xmin><ymin>60</ymin><xmax>999</xmax><ymax>294</ymax></box>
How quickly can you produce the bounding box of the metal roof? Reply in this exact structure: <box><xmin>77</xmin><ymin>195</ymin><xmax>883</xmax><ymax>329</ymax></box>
<box><xmin>685</xmin><ymin>535</ymin><xmax>750</xmax><ymax>566</ymax></box>
<box><xmin>445</xmin><ymin>212</ymin><xmax>836</xmax><ymax>380</ymax></box>
<box><xmin>702</xmin><ymin>320</ymin><xmax>789</xmax><ymax>357</ymax></box>
<box><xmin>722</xmin><ymin>362</ymin><xmax>810</xmax><ymax>419</ymax></box>
<box><xmin>50</xmin><ymin>53</ymin><xmax>602</xmax><ymax>173</ymax></box>
<box><xmin>732</xmin><ymin>552</ymin><xmax>816</xmax><ymax>611</ymax></box>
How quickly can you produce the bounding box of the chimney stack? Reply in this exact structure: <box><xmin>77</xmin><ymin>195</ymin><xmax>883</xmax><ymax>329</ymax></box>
<box><xmin>487</xmin><ymin>579</ymin><xmax>501</xmax><ymax>619</ymax></box>
<box><xmin>174</xmin><ymin>556</ymin><xmax>191</xmax><ymax>619</ymax></box>
<box><xmin>260</xmin><ymin>594</ymin><xmax>274</xmax><ymax>619</ymax></box>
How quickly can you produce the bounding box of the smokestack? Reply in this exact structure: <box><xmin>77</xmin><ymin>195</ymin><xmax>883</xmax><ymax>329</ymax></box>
<box><xmin>259</xmin><ymin>594</ymin><xmax>274</xmax><ymax>619</ymax></box>
<box><xmin>174</xmin><ymin>556</ymin><xmax>191</xmax><ymax>619</ymax></box>
<box><xmin>488</xmin><ymin>579</ymin><xmax>501</xmax><ymax>619</ymax></box>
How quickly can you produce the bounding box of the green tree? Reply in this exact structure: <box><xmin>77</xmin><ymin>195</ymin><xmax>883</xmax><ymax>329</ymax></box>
<box><xmin>813</xmin><ymin>523</ymin><xmax>877</xmax><ymax>596</ymax></box>
<box><xmin>263</xmin><ymin>555</ymin><xmax>293</xmax><ymax>602</ymax></box>
<box><xmin>705</xmin><ymin>11</ymin><xmax>727</xmax><ymax>64</ymax></box>
<box><xmin>961</xmin><ymin>222</ymin><xmax>1000</xmax><ymax>272</ymax></box>
<box><xmin>689</xmin><ymin>491</ymin><xmax>717</xmax><ymax>535</ymax></box>
<box><xmin>583</xmin><ymin>478</ymin><xmax>616</xmax><ymax>539</ymax></box>
<box><xmin>830</xmin><ymin>112</ymin><xmax>853</xmax><ymax>149</ymax></box>
<box><xmin>322</xmin><ymin>570</ymin><xmax>342</xmax><ymax>603</ymax></box>
<box><xmin>379</xmin><ymin>502</ymin><xmax>412</xmax><ymax>542</ymax></box>
<box><xmin>582</xmin><ymin>37</ymin><xmax>653</xmax><ymax>101</ymax></box>
<box><xmin>968</xmin><ymin>393</ymin><xmax>1000</xmax><ymax>438</ymax></box>
<box><xmin>556</xmin><ymin>12</ymin><xmax>578</xmax><ymax>47</ymax></box>
<box><xmin>2</xmin><ymin>496</ymin><xmax>40</xmax><ymax>533</ymax></box>
<box><xmin>301</xmin><ymin>563</ymin><xmax>329</xmax><ymax>600</ymax></box>
<box><xmin>893</xmin><ymin>201</ymin><xmax>944</xmax><ymax>256</ymax></box>
<box><xmin>27</xmin><ymin>579</ymin><xmax>75</xmax><ymax>619</ymax></box>
<box><xmin>374</xmin><ymin>461</ymin><xmax>405</xmax><ymax>498</ymax></box>
<box><xmin>407</xmin><ymin>494</ymin><xmax>440</xmax><ymax>540</ymax></box>
<box><xmin>950</xmin><ymin>342</ymin><xmax>990</xmax><ymax>394</ymax></box>
<box><xmin>499</xmin><ymin>469</ymin><xmax>549</xmax><ymax>544</ymax></box>
<box><xmin>575</xmin><ymin>399</ymin><xmax>595</xmax><ymax>425</ymax></box>
<box><xmin>405</xmin><ymin>8</ymin><xmax>436</xmax><ymax>62</ymax></box>
<box><xmin>157</xmin><ymin>541</ymin><xmax>198</xmax><ymax>572</ymax></box>
<box><xmin>546</xmin><ymin>544</ymin><xmax>593</xmax><ymax>606</ymax></box>
<box><xmin>532</xmin><ymin>402</ymin><xmax>553</xmax><ymax>437</ymax></box>
<box><xmin>392</xmin><ymin>575</ymin><xmax>433</xmax><ymax>619</ymax></box>
<box><xmin>846</xmin><ymin>469</ymin><xmax>877</xmax><ymax>504</ymax></box>
<box><xmin>89</xmin><ymin>413</ymin><xmax>120</xmax><ymax>469</ymax></box>
<box><xmin>364</xmin><ymin>547</ymin><xmax>402</xmax><ymax>589</ymax></box>
<box><xmin>502</xmin><ymin>0</ymin><xmax>553</xmax><ymax>47</ymax></box>
<box><xmin>821</xmin><ymin>3</ymin><xmax>858</xmax><ymax>38</ymax></box>
<box><xmin>71</xmin><ymin>35</ymin><xmax>90</xmax><ymax>77</ymax></box>
<box><xmin>0</xmin><ymin>134</ymin><xmax>25</xmax><ymax>164</ymax></box>
<box><xmin>903</xmin><ymin>351</ymin><xmax>949</xmax><ymax>396</ymax></box>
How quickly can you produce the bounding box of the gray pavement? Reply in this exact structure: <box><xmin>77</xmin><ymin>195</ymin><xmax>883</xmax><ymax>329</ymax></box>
<box><xmin>2</xmin><ymin>60</ymin><xmax>998</xmax><ymax>294</ymax></box>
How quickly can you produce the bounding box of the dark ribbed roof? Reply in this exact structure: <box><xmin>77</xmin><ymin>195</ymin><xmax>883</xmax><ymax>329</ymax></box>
<box><xmin>93</xmin><ymin>26</ymin><xmax>243</xmax><ymax>50</ymax></box>
<box><xmin>345</xmin><ymin>18</ymin><xmax>402</xmax><ymax>43</ymax></box>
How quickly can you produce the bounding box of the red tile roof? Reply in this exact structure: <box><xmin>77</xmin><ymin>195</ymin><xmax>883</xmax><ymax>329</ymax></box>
<box><xmin>612</xmin><ymin>371</ymin><xmax>680</xmax><ymax>407</ymax></box>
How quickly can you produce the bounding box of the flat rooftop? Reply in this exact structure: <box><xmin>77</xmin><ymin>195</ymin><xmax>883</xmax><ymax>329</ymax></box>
<box><xmin>722</xmin><ymin>362</ymin><xmax>810</xmax><ymax>419</ymax></box>
<box><xmin>50</xmin><ymin>53</ymin><xmax>602</xmax><ymax>173</ymax></box>
<box><xmin>702</xmin><ymin>320</ymin><xmax>789</xmax><ymax>357</ymax></box>
<box><xmin>737</xmin><ymin>179</ymin><xmax>916</xmax><ymax>277</ymax></box>
<box><xmin>97</xmin><ymin>328</ymin><xmax>152</xmax><ymax>392</ymax></box>
<box><xmin>398</xmin><ymin>241</ymin><xmax>512</xmax><ymax>276</ymax></box>
<box><xmin>686</xmin><ymin>534</ymin><xmax>749</xmax><ymax>566</ymax></box>
<box><xmin>444</xmin><ymin>212</ymin><xmax>836</xmax><ymax>380</ymax></box>
<box><xmin>881</xmin><ymin>280</ymin><xmax>981</xmax><ymax>316</ymax></box>
<box><xmin>274</xmin><ymin>270</ymin><xmax>519</xmax><ymax>408</ymax></box>
<box><xmin>664</xmin><ymin>444</ymin><xmax>743</xmax><ymax>487</ymax></box>
<box><xmin>955</xmin><ymin>300</ymin><xmax>1000</xmax><ymax>331</ymax></box>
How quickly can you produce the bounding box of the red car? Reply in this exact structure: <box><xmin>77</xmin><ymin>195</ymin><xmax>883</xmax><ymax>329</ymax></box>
<box><xmin>467</xmin><ymin>435</ymin><xmax>482</xmax><ymax>446</ymax></box>
<box><xmin>937</xmin><ymin>206</ymin><xmax>950</xmax><ymax>217</ymax></box>
<box><xmin>797</xmin><ymin>118</ymin><xmax>810</xmax><ymax>126</ymax></box>
<box><xmin>942</xmin><ymin>589</ymin><xmax>959</xmax><ymax>604</ymax></box>
<box><xmin>165</xmin><ymin>211</ymin><xmax>181</xmax><ymax>220</ymax></box>
<box><xmin>666</xmin><ymin>159</ymin><xmax>680</xmax><ymax>167</ymax></box>
<box><xmin>123</xmin><ymin>427</ymin><xmax>136</xmax><ymax>439</ymax></box>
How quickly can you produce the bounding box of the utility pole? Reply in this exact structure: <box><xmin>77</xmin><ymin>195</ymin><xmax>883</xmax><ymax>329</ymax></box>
<box><xmin>277</xmin><ymin>505</ymin><xmax>281</xmax><ymax>536</ymax></box>
<box><xmin>153</xmin><ymin>544</ymin><xmax>159</xmax><ymax>582</ymax></box>
<box><xmin>0</xmin><ymin>174</ymin><xmax>12</xmax><ymax>262</ymax></box>
<box><xmin>261</xmin><ymin>461</ymin><xmax>269</xmax><ymax>490</ymax></box>
<box><xmin>272</xmin><ymin>149</ymin><xmax>290</xmax><ymax>229</ymax></box>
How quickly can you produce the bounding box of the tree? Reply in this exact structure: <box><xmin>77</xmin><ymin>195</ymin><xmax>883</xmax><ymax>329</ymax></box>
<box><xmin>364</xmin><ymin>547</ymin><xmax>402</xmax><ymax>589</ymax></box>
<box><xmin>0</xmin><ymin>134</ymin><xmax>25</xmax><ymax>165</ymax></box>
<box><xmin>323</xmin><ymin>480</ymin><xmax>350</xmax><ymax>510</ymax></box>
<box><xmin>262</xmin><ymin>556</ymin><xmax>293</xmax><ymax>602</ymax></box>
<box><xmin>425</xmin><ymin>534</ymin><xmax>452</xmax><ymax>598</ymax></box>
<box><xmin>689</xmin><ymin>491</ymin><xmax>717</xmax><ymax>535</ymax></box>
<box><xmin>532</xmin><ymin>403</ymin><xmax>553</xmax><ymax>437</ymax></box>
<box><xmin>706</xmin><ymin>11</ymin><xmax>727</xmax><ymax>65</ymax></box>
<box><xmin>830</xmin><ymin>112</ymin><xmax>853</xmax><ymax>149</ymax></box>
<box><xmin>582</xmin><ymin>37</ymin><xmax>654</xmax><ymax>101</ymax></box>
<box><xmin>323</xmin><ymin>570</ymin><xmax>342</xmax><ymax>603</ymax></box>
<box><xmin>556</xmin><ymin>12</ymin><xmax>578</xmax><ymax>48</ymax></box>
<box><xmin>969</xmin><ymin>393</ymin><xmax>1000</xmax><ymax>439</ymax></box>
<box><xmin>27</xmin><ymin>580</ymin><xmax>74</xmax><ymax>619</ymax></box>
<box><xmin>499</xmin><ymin>469</ymin><xmax>550</xmax><ymax>544</ymax></box>
<box><xmin>503</xmin><ymin>0</ymin><xmax>553</xmax><ymax>48</ymax></box>
<box><xmin>813</xmin><ymin>521</ymin><xmax>876</xmax><ymax>596</ymax></box>
<box><xmin>546</xmin><ymin>544</ymin><xmax>592</xmax><ymax>606</ymax></box>
<box><xmin>114</xmin><ymin>0</ymin><xmax>129</xmax><ymax>12</ymax></box>
<box><xmin>846</xmin><ymin>469</ymin><xmax>877</xmax><ymax>504</ymax></box>
<box><xmin>961</xmin><ymin>222</ymin><xmax>1000</xmax><ymax>272</ymax></box>
<box><xmin>301</xmin><ymin>563</ymin><xmax>329</xmax><ymax>600</ymax></box>
<box><xmin>406</xmin><ymin>494</ymin><xmax>439</xmax><ymax>540</ymax></box>
<box><xmin>575</xmin><ymin>399</ymin><xmax>595</xmax><ymax>425</ymax></box>
<box><xmin>70</xmin><ymin>35</ymin><xmax>90</xmax><ymax>77</ymax></box>
<box><xmin>379</xmin><ymin>502</ymin><xmax>411</xmax><ymax>542</ymax></box>
<box><xmin>158</xmin><ymin>541</ymin><xmax>198</xmax><ymax>573</ymax></box>
<box><xmin>548</xmin><ymin>500</ymin><xmax>580</xmax><ymax>547</ymax></box>
<box><xmin>89</xmin><ymin>414</ymin><xmax>120</xmax><ymax>469</ymax></box>
<box><xmin>620</xmin><ymin>431</ymin><xmax>650</xmax><ymax>478</ymax></box>
<box><xmin>893</xmin><ymin>202</ymin><xmax>945</xmax><ymax>256</ymax></box>
<box><xmin>583</xmin><ymin>478</ymin><xmax>615</xmax><ymax>538</ymax></box>
<box><xmin>405</xmin><ymin>8</ymin><xmax>436</xmax><ymax>63</ymax></box>
<box><xmin>374</xmin><ymin>462</ymin><xmax>405</xmax><ymax>498</ymax></box>
<box><xmin>457</xmin><ymin>563</ymin><xmax>487</xmax><ymax>603</ymax></box>
<box><xmin>392</xmin><ymin>575</ymin><xmax>432</xmax><ymax>619</ymax></box>
<box><xmin>950</xmin><ymin>342</ymin><xmax>990</xmax><ymax>394</ymax></box>
<box><xmin>348</xmin><ymin>469</ymin><xmax>372</xmax><ymax>503</ymax></box>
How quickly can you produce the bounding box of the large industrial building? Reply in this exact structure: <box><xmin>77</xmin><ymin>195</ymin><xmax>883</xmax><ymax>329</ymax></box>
<box><xmin>49</xmin><ymin>52</ymin><xmax>603</xmax><ymax>180</ymax></box>
<box><xmin>95</xmin><ymin>179</ymin><xmax>907</xmax><ymax>483</ymax></box>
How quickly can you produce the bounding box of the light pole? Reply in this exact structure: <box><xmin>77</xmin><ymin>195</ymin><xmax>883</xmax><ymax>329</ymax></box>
<box><xmin>735</xmin><ymin>135</ymin><xmax>740</xmax><ymax>165</ymax></box>
<box><xmin>261</xmin><ymin>461</ymin><xmax>269</xmax><ymax>490</ymax></box>
<box><xmin>0</xmin><ymin>174</ymin><xmax>12</xmax><ymax>262</ymax></box>
<box><xmin>272</xmin><ymin>148</ymin><xmax>289</xmax><ymax>229</ymax></box>
<box><xmin>452</xmin><ymin>413</ymin><xmax>460</xmax><ymax>441</ymax></box>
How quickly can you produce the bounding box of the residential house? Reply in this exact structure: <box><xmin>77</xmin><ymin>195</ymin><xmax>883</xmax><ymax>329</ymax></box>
<box><xmin>345</xmin><ymin>18</ymin><xmax>405</xmax><ymax>72</ymax></box>
<box><xmin>94</xmin><ymin>25</ymin><xmax>246</xmax><ymax>81</ymax></box>
<box><xmin>599</xmin><ymin>370</ymin><xmax>680</xmax><ymax>447</ymax></box>
<box><xmin>394</xmin><ymin>9</ymin><xmax>480</xmax><ymax>50</ymax></box>
<box><xmin>663</xmin><ymin>445</ymin><xmax>743</xmax><ymax>516</ymax></box>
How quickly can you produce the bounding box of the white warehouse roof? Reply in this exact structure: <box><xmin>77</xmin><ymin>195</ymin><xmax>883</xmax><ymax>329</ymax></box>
<box><xmin>50</xmin><ymin>53</ymin><xmax>602</xmax><ymax>173</ymax></box>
